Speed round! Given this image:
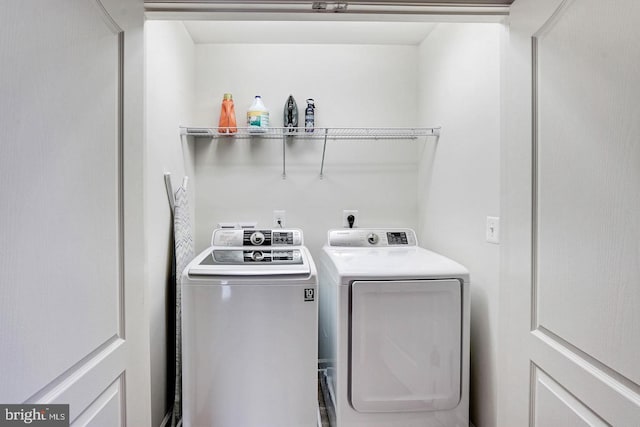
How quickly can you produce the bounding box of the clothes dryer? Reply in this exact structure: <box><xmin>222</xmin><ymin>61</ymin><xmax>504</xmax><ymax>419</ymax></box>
<box><xmin>182</xmin><ymin>228</ymin><xmax>318</xmax><ymax>427</ymax></box>
<box><xmin>318</xmin><ymin>228</ymin><xmax>470</xmax><ymax>427</ymax></box>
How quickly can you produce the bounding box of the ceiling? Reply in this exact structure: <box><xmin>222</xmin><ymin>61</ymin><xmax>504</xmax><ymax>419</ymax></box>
<box><xmin>184</xmin><ymin>20</ymin><xmax>438</xmax><ymax>45</ymax></box>
<box><xmin>166</xmin><ymin>1</ymin><xmax>509</xmax><ymax>45</ymax></box>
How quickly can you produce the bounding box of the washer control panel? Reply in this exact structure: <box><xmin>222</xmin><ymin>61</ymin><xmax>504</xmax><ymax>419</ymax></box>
<box><xmin>212</xmin><ymin>229</ymin><xmax>303</xmax><ymax>247</ymax></box>
<box><xmin>328</xmin><ymin>228</ymin><xmax>417</xmax><ymax>247</ymax></box>
<box><xmin>211</xmin><ymin>249</ymin><xmax>303</xmax><ymax>264</ymax></box>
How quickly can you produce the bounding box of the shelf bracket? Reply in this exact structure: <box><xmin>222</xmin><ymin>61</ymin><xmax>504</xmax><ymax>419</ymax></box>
<box><xmin>282</xmin><ymin>134</ymin><xmax>287</xmax><ymax>179</ymax></box>
<box><xmin>319</xmin><ymin>128</ymin><xmax>329</xmax><ymax>179</ymax></box>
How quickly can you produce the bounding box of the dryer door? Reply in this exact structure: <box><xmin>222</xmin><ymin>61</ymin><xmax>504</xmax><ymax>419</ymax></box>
<box><xmin>350</xmin><ymin>279</ymin><xmax>462</xmax><ymax>412</ymax></box>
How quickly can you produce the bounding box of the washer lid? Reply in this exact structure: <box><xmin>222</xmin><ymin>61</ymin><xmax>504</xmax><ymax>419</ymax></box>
<box><xmin>323</xmin><ymin>245</ymin><xmax>469</xmax><ymax>284</ymax></box>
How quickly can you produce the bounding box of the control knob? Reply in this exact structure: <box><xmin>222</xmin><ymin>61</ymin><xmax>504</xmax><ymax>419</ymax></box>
<box><xmin>250</xmin><ymin>231</ymin><xmax>265</xmax><ymax>246</ymax></box>
<box><xmin>367</xmin><ymin>233</ymin><xmax>379</xmax><ymax>245</ymax></box>
<box><xmin>251</xmin><ymin>251</ymin><xmax>264</xmax><ymax>261</ymax></box>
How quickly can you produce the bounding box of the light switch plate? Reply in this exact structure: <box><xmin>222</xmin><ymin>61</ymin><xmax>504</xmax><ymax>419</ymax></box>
<box><xmin>486</xmin><ymin>216</ymin><xmax>500</xmax><ymax>244</ymax></box>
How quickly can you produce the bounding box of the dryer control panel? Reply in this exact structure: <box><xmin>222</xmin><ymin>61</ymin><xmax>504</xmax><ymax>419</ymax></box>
<box><xmin>212</xmin><ymin>229</ymin><xmax>303</xmax><ymax>247</ymax></box>
<box><xmin>327</xmin><ymin>228</ymin><xmax>417</xmax><ymax>247</ymax></box>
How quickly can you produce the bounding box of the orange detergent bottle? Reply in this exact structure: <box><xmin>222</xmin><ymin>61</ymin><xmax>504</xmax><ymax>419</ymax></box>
<box><xmin>218</xmin><ymin>93</ymin><xmax>237</xmax><ymax>134</ymax></box>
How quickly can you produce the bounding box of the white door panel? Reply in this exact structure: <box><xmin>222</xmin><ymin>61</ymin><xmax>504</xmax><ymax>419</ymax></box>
<box><xmin>0</xmin><ymin>0</ymin><xmax>148</xmax><ymax>425</ymax></box>
<box><xmin>501</xmin><ymin>0</ymin><xmax>640</xmax><ymax>425</ymax></box>
<box><xmin>0</xmin><ymin>0</ymin><xmax>121</xmax><ymax>403</ymax></box>
<box><xmin>533</xmin><ymin>368</ymin><xmax>608</xmax><ymax>427</ymax></box>
<box><xmin>535</xmin><ymin>0</ymin><xmax>640</xmax><ymax>385</ymax></box>
<box><xmin>531</xmin><ymin>330</ymin><xmax>640</xmax><ymax>423</ymax></box>
<box><xmin>70</xmin><ymin>377</ymin><xmax>124</xmax><ymax>427</ymax></box>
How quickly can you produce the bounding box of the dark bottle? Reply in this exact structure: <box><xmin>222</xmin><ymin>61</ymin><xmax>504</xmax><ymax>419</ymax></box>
<box><xmin>283</xmin><ymin>95</ymin><xmax>298</xmax><ymax>132</ymax></box>
<box><xmin>305</xmin><ymin>99</ymin><xmax>315</xmax><ymax>132</ymax></box>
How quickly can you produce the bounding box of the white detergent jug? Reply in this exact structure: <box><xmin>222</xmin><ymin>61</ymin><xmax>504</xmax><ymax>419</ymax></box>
<box><xmin>247</xmin><ymin>95</ymin><xmax>269</xmax><ymax>133</ymax></box>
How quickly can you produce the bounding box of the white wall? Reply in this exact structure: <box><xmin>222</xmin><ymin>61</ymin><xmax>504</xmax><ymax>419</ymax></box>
<box><xmin>417</xmin><ymin>24</ymin><xmax>502</xmax><ymax>427</ymax></box>
<box><xmin>145</xmin><ymin>20</ymin><xmax>196</xmax><ymax>427</ymax></box>
<box><xmin>145</xmin><ymin>24</ymin><xmax>503</xmax><ymax>426</ymax></box>
<box><xmin>191</xmin><ymin>43</ymin><xmax>421</xmax><ymax>260</ymax></box>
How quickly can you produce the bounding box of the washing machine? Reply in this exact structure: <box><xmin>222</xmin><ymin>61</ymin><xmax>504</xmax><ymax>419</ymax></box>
<box><xmin>318</xmin><ymin>228</ymin><xmax>470</xmax><ymax>427</ymax></box>
<box><xmin>182</xmin><ymin>228</ymin><xmax>318</xmax><ymax>427</ymax></box>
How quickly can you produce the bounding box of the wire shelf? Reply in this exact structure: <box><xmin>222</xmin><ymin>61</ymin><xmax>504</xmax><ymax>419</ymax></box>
<box><xmin>180</xmin><ymin>126</ymin><xmax>440</xmax><ymax>139</ymax></box>
<box><xmin>179</xmin><ymin>126</ymin><xmax>441</xmax><ymax>179</ymax></box>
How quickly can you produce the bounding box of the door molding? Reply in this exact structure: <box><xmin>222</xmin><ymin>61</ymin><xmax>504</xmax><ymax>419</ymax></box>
<box><xmin>93</xmin><ymin>0</ymin><xmax>127</xmax><ymax>341</ymax></box>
